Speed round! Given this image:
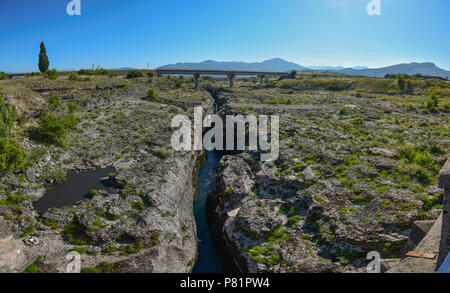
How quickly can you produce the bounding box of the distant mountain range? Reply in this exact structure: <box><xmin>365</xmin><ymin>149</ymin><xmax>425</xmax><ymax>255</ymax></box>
<box><xmin>159</xmin><ymin>58</ymin><xmax>308</xmax><ymax>72</ymax></box>
<box><xmin>307</xmin><ymin>65</ymin><xmax>368</xmax><ymax>71</ymax></box>
<box><xmin>338</xmin><ymin>62</ymin><xmax>450</xmax><ymax>78</ymax></box>
<box><xmin>159</xmin><ymin>58</ymin><xmax>450</xmax><ymax>79</ymax></box>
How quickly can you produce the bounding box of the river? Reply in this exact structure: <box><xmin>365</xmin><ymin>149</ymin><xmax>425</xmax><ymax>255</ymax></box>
<box><xmin>193</xmin><ymin>150</ymin><xmax>225</xmax><ymax>273</ymax></box>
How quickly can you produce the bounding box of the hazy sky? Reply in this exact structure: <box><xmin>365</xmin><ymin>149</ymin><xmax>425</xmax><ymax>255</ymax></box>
<box><xmin>1</xmin><ymin>0</ymin><xmax>449</xmax><ymax>72</ymax></box>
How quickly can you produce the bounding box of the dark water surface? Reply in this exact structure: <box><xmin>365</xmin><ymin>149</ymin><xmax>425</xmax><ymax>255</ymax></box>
<box><xmin>193</xmin><ymin>151</ymin><xmax>225</xmax><ymax>273</ymax></box>
<box><xmin>33</xmin><ymin>167</ymin><xmax>115</xmax><ymax>214</ymax></box>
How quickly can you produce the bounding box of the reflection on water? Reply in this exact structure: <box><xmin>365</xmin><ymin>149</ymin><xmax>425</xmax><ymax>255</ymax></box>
<box><xmin>33</xmin><ymin>166</ymin><xmax>115</xmax><ymax>214</ymax></box>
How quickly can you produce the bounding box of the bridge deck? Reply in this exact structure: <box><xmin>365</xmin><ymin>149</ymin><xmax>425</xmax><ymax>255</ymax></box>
<box><xmin>155</xmin><ymin>69</ymin><xmax>290</xmax><ymax>77</ymax></box>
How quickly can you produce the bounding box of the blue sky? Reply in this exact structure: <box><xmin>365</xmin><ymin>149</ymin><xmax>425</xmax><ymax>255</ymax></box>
<box><xmin>1</xmin><ymin>0</ymin><xmax>449</xmax><ymax>72</ymax></box>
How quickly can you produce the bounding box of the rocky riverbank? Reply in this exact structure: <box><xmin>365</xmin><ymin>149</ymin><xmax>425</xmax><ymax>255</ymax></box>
<box><xmin>206</xmin><ymin>80</ymin><xmax>449</xmax><ymax>273</ymax></box>
<box><xmin>0</xmin><ymin>74</ymin><xmax>214</xmax><ymax>272</ymax></box>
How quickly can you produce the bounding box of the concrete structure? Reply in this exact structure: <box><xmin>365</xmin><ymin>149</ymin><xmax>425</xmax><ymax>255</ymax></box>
<box><xmin>404</xmin><ymin>220</ymin><xmax>435</xmax><ymax>253</ymax></box>
<box><xmin>437</xmin><ymin>158</ymin><xmax>450</xmax><ymax>269</ymax></box>
<box><xmin>387</xmin><ymin>214</ymin><xmax>442</xmax><ymax>273</ymax></box>
<box><xmin>387</xmin><ymin>158</ymin><xmax>450</xmax><ymax>273</ymax></box>
<box><xmin>155</xmin><ymin>69</ymin><xmax>290</xmax><ymax>89</ymax></box>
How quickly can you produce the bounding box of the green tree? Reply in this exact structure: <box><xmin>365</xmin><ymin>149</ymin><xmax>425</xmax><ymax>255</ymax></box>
<box><xmin>290</xmin><ymin>70</ymin><xmax>297</xmax><ymax>79</ymax></box>
<box><xmin>38</xmin><ymin>42</ymin><xmax>50</xmax><ymax>73</ymax></box>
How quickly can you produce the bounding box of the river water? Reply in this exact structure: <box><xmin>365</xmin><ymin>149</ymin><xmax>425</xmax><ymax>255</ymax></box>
<box><xmin>193</xmin><ymin>151</ymin><xmax>225</xmax><ymax>273</ymax></box>
<box><xmin>33</xmin><ymin>167</ymin><xmax>115</xmax><ymax>214</ymax></box>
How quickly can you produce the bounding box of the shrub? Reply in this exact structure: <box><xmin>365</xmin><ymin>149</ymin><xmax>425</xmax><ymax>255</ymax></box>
<box><xmin>153</xmin><ymin>150</ymin><xmax>171</xmax><ymax>159</ymax></box>
<box><xmin>413</xmin><ymin>152</ymin><xmax>432</xmax><ymax>167</ymax></box>
<box><xmin>23</xmin><ymin>263</ymin><xmax>39</xmax><ymax>274</ymax></box>
<box><xmin>25</xmin><ymin>72</ymin><xmax>42</xmax><ymax>77</ymax></box>
<box><xmin>350</xmin><ymin>117</ymin><xmax>365</xmax><ymax>126</ymax></box>
<box><xmin>0</xmin><ymin>139</ymin><xmax>28</xmax><ymax>173</ymax></box>
<box><xmin>339</xmin><ymin>107</ymin><xmax>350</xmax><ymax>115</ymax></box>
<box><xmin>147</xmin><ymin>89</ymin><xmax>158</xmax><ymax>100</ymax></box>
<box><xmin>48</xmin><ymin>95</ymin><xmax>63</xmax><ymax>111</ymax></box>
<box><xmin>78</xmin><ymin>69</ymin><xmax>94</xmax><ymax>75</ymax></box>
<box><xmin>68</xmin><ymin>102</ymin><xmax>80</xmax><ymax>113</ymax></box>
<box><xmin>0</xmin><ymin>72</ymin><xmax>11</xmax><ymax>80</ymax></box>
<box><xmin>398</xmin><ymin>145</ymin><xmax>420</xmax><ymax>163</ymax></box>
<box><xmin>72</xmin><ymin>247</ymin><xmax>87</xmax><ymax>254</ymax></box>
<box><xmin>442</xmin><ymin>103</ymin><xmax>450</xmax><ymax>112</ymax></box>
<box><xmin>147</xmin><ymin>71</ymin><xmax>155</xmax><ymax>78</ymax></box>
<box><xmin>53</xmin><ymin>169</ymin><xmax>67</xmax><ymax>184</ymax></box>
<box><xmin>126</xmin><ymin>70</ymin><xmax>144</xmax><ymax>79</ymax></box>
<box><xmin>0</xmin><ymin>92</ymin><xmax>18</xmax><ymax>137</ymax></box>
<box><xmin>45</xmin><ymin>69</ymin><xmax>58</xmax><ymax>80</ymax></box>
<box><xmin>397</xmin><ymin>74</ymin><xmax>406</xmax><ymax>92</ymax></box>
<box><xmin>69</xmin><ymin>72</ymin><xmax>82</xmax><ymax>81</ymax></box>
<box><xmin>96</xmin><ymin>68</ymin><xmax>113</xmax><ymax>76</ymax></box>
<box><xmin>34</xmin><ymin>114</ymin><xmax>78</xmax><ymax>147</ymax></box>
<box><xmin>103</xmin><ymin>246</ymin><xmax>117</xmax><ymax>253</ymax></box>
<box><xmin>81</xmin><ymin>267</ymin><xmax>100</xmax><ymax>274</ymax></box>
<box><xmin>427</xmin><ymin>91</ymin><xmax>439</xmax><ymax>111</ymax></box>
<box><xmin>78</xmin><ymin>68</ymin><xmax>113</xmax><ymax>76</ymax></box>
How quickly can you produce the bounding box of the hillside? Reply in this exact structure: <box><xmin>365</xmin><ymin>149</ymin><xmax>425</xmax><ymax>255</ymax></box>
<box><xmin>339</xmin><ymin>62</ymin><xmax>450</xmax><ymax>79</ymax></box>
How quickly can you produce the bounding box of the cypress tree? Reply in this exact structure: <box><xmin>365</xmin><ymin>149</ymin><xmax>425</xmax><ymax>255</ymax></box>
<box><xmin>38</xmin><ymin>42</ymin><xmax>49</xmax><ymax>73</ymax></box>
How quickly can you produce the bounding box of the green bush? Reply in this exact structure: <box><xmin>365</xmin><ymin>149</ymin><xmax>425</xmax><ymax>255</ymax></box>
<box><xmin>126</xmin><ymin>70</ymin><xmax>144</xmax><ymax>79</ymax></box>
<box><xmin>34</xmin><ymin>114</ymin><xmax>78</xmax><ymax>147</ymax></box>
<box><xmin>0</xmin><ymin>138</ymin><xmax>29</xmax><ymax>173</ymax></box>
<box><xmin>78</xmin><ymin>68</ymin><xmax>113</xmax><ymax>76</ymax></box>
<box><xmin>413</xmin><ymin>152</ymin><xmax>433</xmax><ymax>167</ymax></box>
<box><xmin>350</xmin><ymin>117</ymin><xmax>365</xmax><ymax>126</ymax></box>
<box><xmin>72</xmin><ymin>247</ymin><xmax>87</xmax><ymax>254</ymax></box>
<box><xmin>0</xmin><ymin>72</ymin><xmax>11</xmax><ymax>80</ymax></box>
<box><xmin>68</xmin><ymin>102</ymin><xmax>80</xmax><ymax>113</ymax></box>
<box><xmin>427</xmin><ymin>91</ymin><xmax>439</xmax><ymax>111</ymax></box>
<box><xmin>81</xmin><ymin>267</ymin><xmax>100</xmax><ymax>274</ymax></box>
<box><xmin>0</xmin><ymin>92</ymin><xmax>18</xmax><ymax>137</ymax></box>
<box><xmin>48</xmin><ymin>95</ymin><xmax>63</xmax><ymax>111</ymax></box>
<box><xmin>147</xmin><ymin>89</ymin><xmax>158</xmax><ymax>100</ymax></box>
<box><xmin>23</xmin><ymin>263</ymin><xmax>39</xmax><ymax>274</ymax></box>
<box><xmin>147</xmin><ymin>71</ymin><xmax>155</xmax><ymax>78</ymax></box>
<box><xmin>45</xmin><ymin>69</ymin><xmax>58</xmax><ymax>80</ymax></box>
<box><xmin>78</xmin><ymin>69</ymin><xmax>94</xmax><ymax>75</ymax></box>
<box><xmin>397</xmin><ymin>74</ymin><xmax>406</xmax><ymax>92</ymax></box>
<box><xmin>69</xmin><ymin>72</ymin><xmax>83</xmax><ymax>82</ymax></box>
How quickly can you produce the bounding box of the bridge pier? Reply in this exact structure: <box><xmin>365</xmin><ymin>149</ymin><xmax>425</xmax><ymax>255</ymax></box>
<box><xmin>258</xmin><ymin>75</ymin><xmax>265</xmax><ymax>87</ymax></box>
<box><xmin>194</xmin><ymin>73</ymin><xmax>200</xmax><ymax>90</ymax></box>
<box><xmin>437</xmin><ymin>158</ymin><xmax>450</xmax><ymax>270</ymax></box>
<box><xmin>228</xmin><ymin>74</ymin><xmax>235</xmax><ymax>89</ymax></box>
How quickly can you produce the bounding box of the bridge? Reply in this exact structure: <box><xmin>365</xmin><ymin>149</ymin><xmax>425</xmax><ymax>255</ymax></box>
<box><xmin>155</xmin><ymin>69</ymin><xmax>290</xmax><ymax>89</ymax></box>
<box><xmin>7</xmin><ymin>73</ymin><xmax>27</xmax><ymax>78</ymax></box>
